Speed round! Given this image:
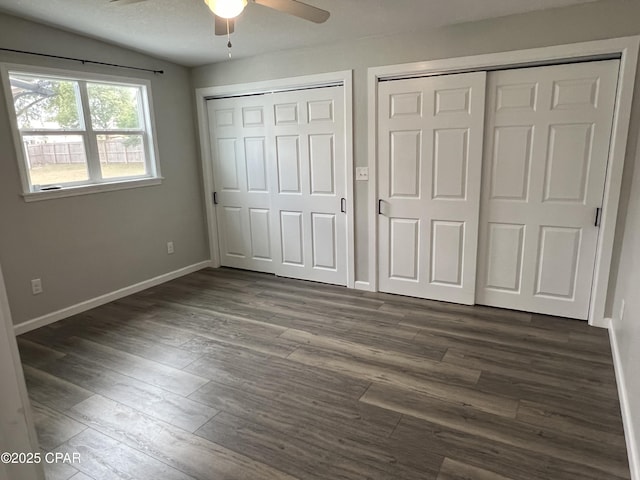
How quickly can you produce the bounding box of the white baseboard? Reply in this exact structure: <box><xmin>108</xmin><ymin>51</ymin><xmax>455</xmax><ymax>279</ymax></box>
<box><xmin>589</xmin><ymin>316</ymin><xmax>610</xmax><ymax>328</ymax></box>
<box><xmin>13</xmin><ymin>261</ymin><xmax>211</xmax><ymax>336</ymax></box>
<box><xmin>607</xmin><ymin>317</ymin><xmax>639</xmax><ymax>480</ymax></box>
<box><xmin>354</xmin><ymin>280</ymin><xmax>374</xmax><ymax>292</ymax></box>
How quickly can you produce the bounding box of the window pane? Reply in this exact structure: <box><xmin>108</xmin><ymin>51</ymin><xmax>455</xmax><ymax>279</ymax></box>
<box><xmin>97</xmin><ymin>135</ymin><xmax>147</xmax><ymax>179</ymax></box>
<box><xmin>23</xmin><ymin>135</ymin><xmax>89</xmax><ymax>186</ymax></box>
<box><xmin>87</xmin><ymin>83</ymin><xmax>142</xmax><ymax>130</ymax></box>
<box><xmin>9</xmin><ymin>74</ymin><xmax>82</xmax><ymax>130</ymax></box>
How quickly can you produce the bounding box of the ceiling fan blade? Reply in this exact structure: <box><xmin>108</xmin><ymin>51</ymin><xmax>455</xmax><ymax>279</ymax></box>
<box><xmin>110</xmin><ymin>0</ymin><xmax>148</xmax><ymax>5</ymax></box>
<box><xmin>253</xmin><ymin>0</ymin><xmax>329</xmax><ymax>23</ymax></box>
<box><xmin>214</xmin><ymin>15</ymin><xmax>235</xmax><ymax>36</ymax></box>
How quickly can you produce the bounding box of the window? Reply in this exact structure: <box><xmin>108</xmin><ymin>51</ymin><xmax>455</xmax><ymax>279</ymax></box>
<box><xmin>2</xmin><ymin>66</ymin><xmax>161</xmax><ymax>200</ymax></box>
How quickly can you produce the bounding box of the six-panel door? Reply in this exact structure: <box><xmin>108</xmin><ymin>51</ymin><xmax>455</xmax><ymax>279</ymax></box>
<box><xmin>475</xmin><ymin>60</ymin><xmax>619</xmax><ymax>319</ymax></box>
<box><xmin>207</xmin><ymin>95</ymin><xmax>275</xmax><ymax>273</ymax></box>
<box><xmin>377</xmin><ymin>72</ymin><xmax>487</xmax><ymax>304</ymax></box>
<box><xmin>269</xmin><ymin>87</ymin><xmax>348</xmax><ymax>285</ymax></box>
<box><xmin>207</xmin><ymin>86</ymin><xmax>348</xmax><ymax>286</ymax></box>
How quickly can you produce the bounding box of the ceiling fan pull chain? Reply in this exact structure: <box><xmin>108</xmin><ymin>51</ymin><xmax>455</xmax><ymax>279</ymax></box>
<box><xmin>226</xmin><ymin>18</ymin><xmax>232</xmax><ymax>58</ymax></box>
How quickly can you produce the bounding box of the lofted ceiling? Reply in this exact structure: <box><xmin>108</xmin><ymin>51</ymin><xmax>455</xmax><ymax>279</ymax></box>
<box><xmin>0</xmin><ymin>0</ymin><xmax>602</xmax><ymax>67</ymax></box>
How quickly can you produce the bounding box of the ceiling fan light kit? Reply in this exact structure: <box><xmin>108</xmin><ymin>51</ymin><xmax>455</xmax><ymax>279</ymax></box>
<box><xmin>112</xmin><ymin>0</ymin><xmax>329</xmax><ymax>56</ymax></box>
<box><xmin>205</xmin><ymin>0</ymin><xmax>247</xmax><ymax>19</ymax></box>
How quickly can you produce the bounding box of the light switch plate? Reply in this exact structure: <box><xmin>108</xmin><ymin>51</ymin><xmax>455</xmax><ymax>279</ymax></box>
<box><xmin>356</xmin><ymin>167</ymin><xmax>369</xmax><ymax>181</ymax></box>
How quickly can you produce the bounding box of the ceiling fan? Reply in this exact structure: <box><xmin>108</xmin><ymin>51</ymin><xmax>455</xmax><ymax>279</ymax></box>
<box><xmin>211</xmin><ymin>0</ymin><xmax>329</xmax><ymax>35</ymax></box>
<box><xmin>111</xmin><ymin>0</ymin><xmax>330</xmax><ymax>36</ymax></box>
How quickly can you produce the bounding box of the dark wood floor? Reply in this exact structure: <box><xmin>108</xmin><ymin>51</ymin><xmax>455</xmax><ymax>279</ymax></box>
<box><xmin>18</xmin><ymin>268</ymin><xmax>629</xmax><ymax>480</ymax></box>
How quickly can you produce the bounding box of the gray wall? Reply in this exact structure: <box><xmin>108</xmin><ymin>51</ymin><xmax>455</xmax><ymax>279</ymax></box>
<box><xmin>0</xmin><ymin>13</ymin><xmax>209</xmax><ymax>325</ymax></box>
<box><xmin>192</xmin><ymin>0</ymin><xmax>640</xmax><ymax>313</ymax></box>
<box><xmin>611</xmin><ymin>130</ymin><xmax>640</xmax><ymax>475</ymax></box>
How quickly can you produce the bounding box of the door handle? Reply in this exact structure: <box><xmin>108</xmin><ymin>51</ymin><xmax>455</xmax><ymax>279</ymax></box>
<box><xmin>340</xmin><ymin>197</ymin><xmax>346</xmax><ymax>213</ymax></box>
<box><xmin>595</xmin><ymin>207</ymin><xmax>601</xmax><ymax>227</ymax></box>
<box><xmin>378</xmin><ymin>199</ymin><xmax>383</xmax><ymax>215</ymax></box>
<box><xmin>212</xmin><ymin>191</ymin><xmax>219</xmax><ymax>205</ymax></box>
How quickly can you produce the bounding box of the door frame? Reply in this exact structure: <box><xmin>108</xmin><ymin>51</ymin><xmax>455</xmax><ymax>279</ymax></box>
<box><xmin>366</xmin><ymin>36</ymin><xmax>640</xmax><ymax>326</ymax></box>
<box><xmin>195</xmin><ymin>70</ymin><xmax>356</xmax><ymax>288</ymax></box>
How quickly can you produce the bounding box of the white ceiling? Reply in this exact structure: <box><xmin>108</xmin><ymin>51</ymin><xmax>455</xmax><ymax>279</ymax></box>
<box><xmin>0</xmin><ymin>0</ymin><xmax>601</xmax><ymax>67</ymax></box>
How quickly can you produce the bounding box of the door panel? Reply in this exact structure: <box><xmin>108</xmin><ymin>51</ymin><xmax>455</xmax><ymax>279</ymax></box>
<box><xmin>390</xmin><ymin>131</ymin><xmax>421</xmax><ymax>197</ymax></box>
<box><xmin>308</xmin><ymin>99</ymin><xmax>334</xmax><ymax>122</ymax></box>
<box><xmin>489</xmin><ymin>126</ymin><xmax>532</xmax><ymax>201</ymax></box>
<box><xmin>535</xmin><ymin>226</ymin><xmax>581</xmax><ymax>299</ymax></box>
<box><xmin>270</xmin><ymin>86</ymin><xmax>348</xmax><ymax>285</ymax></box>
<box><xmin>430</xmin><ymin>221</ymin><xmax>464</xmax><ymax>286</ymax></box>
<box><xmin>433</xmin><ymin>128</ymin><xmax>468</xmax><ymax>199</ymax></box>
<box><xmin>496</xmin><ymin>83</ymin><xmax>537</xmax><ymax>111</ymax></box>
<box><xmin>476</xmin><ymin>60</ymin><xmax>619</xmax><ymax>319</ymax></box>
<box><xmin>217</xmin><ymin>138</ymin><xmax>240</xmax><ymax>190</ymax></box>
<box><xmin>249</xmin><ymin>209</ymin><xmax>271</xmax><ymax>260</ymax></box>
<box><xmin>245</xmin><ymin>137</ymin><xmax>268</xmax><ymax>192</ymax></box>
<box><xmin>221</xmin><ymin>206</ymin><xmax>245</xmax><ymax>257</ymax></box>
<box><xmin>311</xmin><ymin>213</ymin><xmax>337</xmax><ymax>270</ymax></box>
<box><xmin>391</xmin><ymin>92</ymin><xmax>422</xmax><ymax>117</ymax></box>
<box><xmin>280</xmin><ymin>211</ymin><xmax>304</xmax><ymax>265</ymax></box>
<box><xmin>309</xmin><ymin>134</ymin><xmax>335</xmax><ymax>195</ymax></box>
<box><xmin>276</xmin><ymin>136</ymin><xmax>302</xmax><ymax>193</ymax></box>
<box><xmin>207</xmin><ymin>85</ymin><xmax>348</xmax><ymax>285</ymax></box>
<box><xmin>242</xmin><ymin>106</ymin><xmax>264</xmax><ymax>127</ymax></box>
<box><xmin>207</xmin><ymin>96</ymin><xmax>275</xmax><ymax>273</ymax></box>
<box><xmin>389</xmin><ymin>218</ymin><xmax>420</xmax><ymax>281</ymax></box>
<box><xmin>275</xmin><ymin>103</ymin><xmax>298</xmax><ymax>125</ymax></box>
<box><xmin>378</xmin><ymin>72</ymin><xmax>487</xmax><ymax>304</ymax></box>
<box><xmin>485</xmin><ymin>223</ymin><xmax>525</xmax><ymax>293</ymax></box>
<box><xmin>543</xmin><ymin>123</ymin><xmax>593</xmax><ymax>202</ymax></box>
<box><xmin>435</xmin><ymin>87</ymin><xmax>471</xmax><ymax>114</ymax></box>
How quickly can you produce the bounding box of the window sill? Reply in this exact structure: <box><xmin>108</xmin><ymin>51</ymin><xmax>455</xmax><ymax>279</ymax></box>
<box><xmin>22</xmin><ymin>177</ymin><xmax>164</xmax><ymax>202</ymax></box>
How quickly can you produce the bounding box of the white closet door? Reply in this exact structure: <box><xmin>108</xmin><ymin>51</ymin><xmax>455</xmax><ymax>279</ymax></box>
<box><xmin>207</xmin><ymin>96</ymin><xmax>275</xmax><ymax>273</ymax></box>
<box><xmin>270</xmin><ymin>86</ymin><xmax>348</xmax><ymax>286</ymax></box>
<box><xmin>476</xmin><ymin>60</ymin><xmax>619</xmax><ymax>319</ymax></box>
<box><xmin>377</xmin><ymin>72</ymin><xmax>487</xmax><ymax>304</ymax></box>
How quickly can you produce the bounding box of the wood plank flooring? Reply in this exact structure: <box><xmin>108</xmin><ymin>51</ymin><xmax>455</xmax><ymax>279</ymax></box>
<box><xmin>17</xmin><ymin>268</ymin><xmax>630</xmax><ymax>480</ymax></box>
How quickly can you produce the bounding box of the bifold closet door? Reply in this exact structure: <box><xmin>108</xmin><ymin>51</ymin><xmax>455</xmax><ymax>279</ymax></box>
<box><xmin>207</xmin><ymin>85</ymin><xmax>348</xmax><ymax>286</ymax></box>
<box><xmin>377</xmin><ymin>72</ymin><xmax>487</xmax><ymax>304</ymax></box>
<box><xmin>207</xmin><ymin>95</ymin><xmax>276</xmax><ymax>273</ymax></box>
<box><xmin>270</xmin><ymin>86</ymin><xmax>348</xmax><ymax>286</ymax></box>
<box><xmin>476</xmin><ymin>60</ymin><xmax>619</xmax><ymax>319</ymax></box>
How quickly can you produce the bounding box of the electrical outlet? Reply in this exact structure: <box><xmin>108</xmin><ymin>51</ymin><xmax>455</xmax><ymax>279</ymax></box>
<box><xmin>167</xmin><ymin>241</ymin><xmax>175</xmax><ymax>255</ymax></box>
<box><xmin>31</xmin><ymin>278</ymin><xmax>43</xmax><ymax>295</ymax></box>
<box><xmin>620</xmin><ymin>299</ymin><xmax>625</xmax><ymax>321</ymax></box>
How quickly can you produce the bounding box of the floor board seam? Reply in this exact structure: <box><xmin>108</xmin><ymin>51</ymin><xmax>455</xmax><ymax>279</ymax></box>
<box><xmin>20</xmin><ymin>267</ymin><xmax>629</xmax><ymax>480</ymax></box>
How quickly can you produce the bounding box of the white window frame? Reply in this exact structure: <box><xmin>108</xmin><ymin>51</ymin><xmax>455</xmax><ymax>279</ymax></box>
<box><xmin>0</xmin><ymin>63</ymin><xmax>162</xmax><ymax>201</ymax></box>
